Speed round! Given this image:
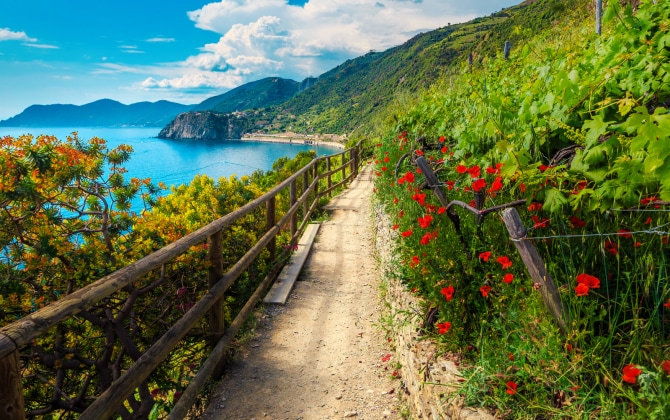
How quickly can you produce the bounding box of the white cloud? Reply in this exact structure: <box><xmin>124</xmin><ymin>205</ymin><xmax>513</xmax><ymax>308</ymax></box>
<box><xmin>140</xmin><ymin>72</ymin><xmax>242</xmax><ymax>90</ymax></box>
<box><xmin>24</xmin><ymin>43</ymin><xmax>60</xmax><ymax>49</ymax></box>
<box><xmin>146</xmin><ymin>37</ymin><xmax>176</xmax><ymax>43</ymax></box>
<box><xmin>0</xmin><ymin>27</ymin><xmax>37</xmax><ymax>42</ymax></box>
<box><xmin>143</xmin><ymin>0</ymin><xmax>487</xmax><ymax>92</ymax></box>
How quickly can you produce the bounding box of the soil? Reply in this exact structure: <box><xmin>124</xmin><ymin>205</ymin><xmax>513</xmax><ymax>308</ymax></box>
<box><xmin>201</xmin><ymin>164</ymin><xmax>403</xmax><ymax>420</ymax></box>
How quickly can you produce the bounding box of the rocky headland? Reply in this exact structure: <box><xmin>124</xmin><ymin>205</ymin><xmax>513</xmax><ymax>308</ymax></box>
<box><xmin>157</xmin><ymin>111</ymin><xmax>254</xmax><ymax>140</ymax></box>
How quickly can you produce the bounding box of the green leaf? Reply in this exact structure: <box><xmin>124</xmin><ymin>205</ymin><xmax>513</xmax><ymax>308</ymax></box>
<box><xmin>543</xmin><ymin>188</ymin><xmax>568</xmax><ymax>213</ymax></box>
<box><xmin>644</xmin><ymin>155</ymin><xmax>665</xmax><ymax>174</ymax></box>
<box><xmin>583</xmin><ymin>115</ymin><xmax>610</xmax><ymax>147</ymax></box>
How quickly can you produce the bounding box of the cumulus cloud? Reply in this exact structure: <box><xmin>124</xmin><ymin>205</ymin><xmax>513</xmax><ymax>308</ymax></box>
<box><xmin>0</xmin><ymin>27</ymin><xmax>37</xmax><ymax>42</ymax></box>
<box><xmin>140</xmin><ymin>72</ymin><xmax>242</xmax><ymax>91</ymax></box>
<box><xmin>144</xmin><ymin>0</ymin><xmax>509</xmax><ymax>92</ymax></box>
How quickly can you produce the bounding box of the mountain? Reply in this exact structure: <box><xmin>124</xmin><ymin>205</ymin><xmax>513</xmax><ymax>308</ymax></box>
<box><xmin>192</xmin><ymin>77</ymin><xmax>301</xmax><ymax>113</ymax></box>
<box><xmin>160</xmin><ymin>0</ymin><xmax>575</xmax><ymax>140</ymax></box>
<box><xmin>0</xmin><ymin>99</ymin><xmax>192</xmax><ymax>127</ymax></box>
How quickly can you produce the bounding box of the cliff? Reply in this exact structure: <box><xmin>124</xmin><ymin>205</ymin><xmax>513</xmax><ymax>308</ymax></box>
<box><xmin>157</xmin><ymin>111</ymin><xmax>254</xmax><ymax>140</ymax></box>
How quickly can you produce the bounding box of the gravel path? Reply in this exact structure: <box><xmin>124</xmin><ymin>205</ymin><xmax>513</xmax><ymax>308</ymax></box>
<box><xmin>201</xmin><ymin>164</ymin><xmax>402</xmax><ymax>420</ymax></box>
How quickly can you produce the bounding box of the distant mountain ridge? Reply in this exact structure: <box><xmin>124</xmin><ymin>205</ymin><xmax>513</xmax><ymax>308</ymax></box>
<box><xmin>0</xmin><ymin>99</ymin><xmax>192</xmax><ymax>128</ymax></box>
<box><xmin>192</xmin><ymin>77</ymin><xmax>302</xmax><ymax>113</ymax></box>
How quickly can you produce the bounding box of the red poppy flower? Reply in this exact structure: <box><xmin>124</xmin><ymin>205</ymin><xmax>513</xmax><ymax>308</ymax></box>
<box><xmin>468</xmin><ymin>165</ymin><xmax>481</xmax><ymax>178</ymax></box>
<box><xmin>572</xmin><ymin>180</ymin><xmax>587</xmax><ymax>194</ymax></box>
<box><xmin>416</xmin><ymin>149</ymin><xmax>424</xmax><ymax>156</ymax></box>
<box><xmin>392</xmin><ymin>224</ymin><xmax>399</xmax><ymax>230</ymax></box>
<box><xmin>622</xmin><ymin>364</ymin><xmax>642</xmax><ymax>384</ymax></box>
<box><xmin>604</xmin><ymin>239</ymin><xmax>618</xmax><ymax>255</ymax></box>
<box><xmin>618</xmin><ymin>229</ymin><xmax>632</xmax><ymax>238</ymax></box>
<box><xmin>575</xmin><ymin>283</ymin><xmax>590</xmax><ymax>297</ymax></box>
<box><xmin>527</xmin><ymin>202</ymin><xmax>543</xmax><ymax>212</ymax></box>
<box><xmin>401</xmin><ymin>229</ymin><xmax>413</xmax><ymax>237</ymax></box>
<box><xmin>507</xmin><ymin>353</ymin><xmax>515</xmax><ymax>361</ymax></box>
<box><xmin>439</xmin><ymin>135</ymin><xmax>446</xmax><ymax>143</ymax></box>
<box><xmin>490</xmin><ymin>177</ymin><xmax>503</xmax><ymax>192</ymax></box>
<box><xmin>436</xmin><ymin>322</ymin><xmax>452</xmax><ymax>334</ymax></box>
<box><xmin>479</xmin><ymin>251</ymin><xmax>492</xmax><ymax>262</ymax></box>
<box><xmin>382</xmin><ymin>353</ymin><xmax>391</xmax><ymax>362</ymax></box>
<box><xmin>410</xmin><ymin>255</ymin><xmax>420</xmax><ymax>268</ymax></box>
<box><xmin>393</xmin><ymin>197</ymin><xmax>399</xmax><ymax>204</ymax></box>
<box><xmin>404</xmin><ymin>171</ymin><xmax>415</xmax><ymax>183</ymax></box>
<box><xmin>441</xmin><ymin>285</ymin><xmax>455</xmax><ymax>301</ymax></box>
<box><xmin>412</xmin><ymin>193</ymin><xmax>427</xmax><ymax>206</ymax></box>
<box><xmin>576</xmin><ymin>273</ymin><xmax>600</xmax><ymax>289</ymax></box>
<box><xmin>641</xmin><ymin>196</ymin><xmax>658</xmax><ymax>205</ymax></box>
<box><xmin>539</xmin><ymin>164</ymin><xmax>549</xmax><ymax>172</ymax></box>
<box><xmin>480</xmin><ymin>285</ymin><xmax>491</xmax><ymax>297</ymax></box>
<box><xmin>503</xmin><ymin>273</ymin><xmax>514</xmax><ymax>284</ymax></box>
<box><xmin>532</xmin><ymin>215</ymin><xmax>550</xmax><ymax>229</ymax></box>
<box><xmin>664</xmin><ymin>299</ymin><xmax>670</xmax><ymax>309</ymax></box>
<box><xmin>472</xmin><ymin>178</ymin><xmax>487</xmax><ymax>192</ymax></box>
<box><xmin>446</xmin><ymin>180</ymin><xmax>455</xmax><ymax>190</ymax></box>
<box><xmin>437</xmin><ymin>206</ymin><xmax>446</xmax><ymax>214</ymax></box>
<box><xmin>520</xmin><ymin>183</ymin><xmax>526</xmax><ymax>193</ymax></box>
<box><xmin>497</xmin><ymin>256</ymin><xmax>513</xmax><ymax>269</ymax></box>
<box><xmin>570</xmin><ymin>216</ymin><xmax>586</xmax><ymax>228</ymax></box>
<box><xmin>456</xmin><ymin>165</ymin><xmax>468</xmax><ymax>174</ymax></box>
<box><xmin>506</xmin><ymin>381</ymin><xmax>518</xmax><ymax>395</ymax></box>
<box><xmin>420</xmin><ymin>233</ymin><xmax>433</xmax><ymax>245</ymax></box>
<box><xmin>418</xmin><ymin>214</ymin><xmax>433</xmax><ymax>229</ymax></box>
<box><xmin>486</xmin><ymin>166</ymin><xmax>497</xmax><ymax>175</ymax></box>
<box><xmin>646</xmin><ymin>217</ymin><xmax>653</xmax><ymax>225</ymax></box>
<box><xmin>662</xmin><ymin>360</ymin><xmax>670</xmax><ymax>375</ymax></box>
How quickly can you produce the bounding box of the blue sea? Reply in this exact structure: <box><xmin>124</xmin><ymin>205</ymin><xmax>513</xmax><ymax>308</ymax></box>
<box><xmin>0</xmin><ymin>127</ymin><xmax>341</xmax><ymax>210</ymax></box>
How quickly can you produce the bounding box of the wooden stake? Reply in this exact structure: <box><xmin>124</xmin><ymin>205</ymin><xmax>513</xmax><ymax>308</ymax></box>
<box><xmin>502</xmin><ymin>208</ymin><xmax>569</xmax><ymax>333</ymax></box>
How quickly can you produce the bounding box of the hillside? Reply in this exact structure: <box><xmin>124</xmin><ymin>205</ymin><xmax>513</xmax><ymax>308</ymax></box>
<box><xmin>0</xmin><ymin>99</ymin><xmax>192</xmax><ymax>127</ymax></box>
<box><xmin>173</xmin><ymin>0</ymin><xmax>580</xmax><ymax>141</ymax></box>
<box><xmin>192</xmin><ymin>77</ymin><xmax>301</xmax><ymax>113</ymax></box>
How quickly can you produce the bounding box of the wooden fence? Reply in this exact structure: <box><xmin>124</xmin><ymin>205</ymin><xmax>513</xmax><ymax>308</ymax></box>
<box><xmin>0</xmin><ymin>141</ymin><xmax>365</xmax><ymax>419</ymax></box>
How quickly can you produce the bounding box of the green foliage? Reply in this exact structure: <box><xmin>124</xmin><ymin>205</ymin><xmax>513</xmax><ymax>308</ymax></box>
<box><xmin>373</xmin><ymin>0</ymin><xmax>670</xmax><ymax>416</ymax></box>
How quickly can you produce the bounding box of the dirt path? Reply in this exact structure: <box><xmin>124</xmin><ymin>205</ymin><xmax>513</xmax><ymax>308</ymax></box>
<box><xmin>201</xmin><ymin>164</ymin><xmax>401</xmax><ymax>420</ymax></box>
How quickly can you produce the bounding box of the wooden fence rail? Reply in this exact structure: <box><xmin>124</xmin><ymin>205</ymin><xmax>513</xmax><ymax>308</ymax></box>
<box><xmin>0</xmin><ymin>141</ymin><xmax>366</xmax><ymax>419</ymax></box>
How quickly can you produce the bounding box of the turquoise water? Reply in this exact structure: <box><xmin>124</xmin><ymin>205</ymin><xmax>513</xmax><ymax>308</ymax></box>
<box><xmin>0</xmin><ymin>126</ymin><xmax>341</xmax><ymax>189</ymax></box>
<box><xmin>1</xmin><ymin>127</ymin><xmax>342</xmax><ymax>213</ymax></box>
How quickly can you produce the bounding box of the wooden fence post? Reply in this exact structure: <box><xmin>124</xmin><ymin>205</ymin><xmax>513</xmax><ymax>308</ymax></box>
<box><xmin>341</xmin><ymin>152</ymin><xmax>347</xmax><ymax>183</ymax></box>
<box><xmin>290</xmin><ymin>180</ymin><xmax>297</xmax><ymax>239</ymax></box>
<box><xmin>596</xmin><ymin>0</ymin><xmax>602</xmax><ymax>35</ymax></box>
<box><xmin>502</xmin><ymin>208</ymin><xmax>569</xmax><ymax>334</ymax></box>
<box><xmin>303</xmin><ymin>170</ymin><xmax>309</xmax><ymax>219</ymax></box>
<box><xmin>266</xmin><ymin>197</ymin><xmax>276</xmax><ymax>262</ymax></box>
<box><xmin>326</xmin><ymin>157</ymin><xmax>333</xmax><ymax>198</ymax></box>
<box><xmin>313</xmin><ymin>162</ymin><xmax>319</xmax><ymax>199</ymax></box>
<box><xmin>208</xmin><ymin>231</ymin><xmax>224</xmax><ymax>347</ymax></box>
<box><xmin>504</xmin><ymin>41</ymin><xmax>511</xmax><ymax>59</ymax></box>
<box><xmin>0</xmin><ymin>349</ymin><xmax>25</xmax><ymax>420</ymax></box>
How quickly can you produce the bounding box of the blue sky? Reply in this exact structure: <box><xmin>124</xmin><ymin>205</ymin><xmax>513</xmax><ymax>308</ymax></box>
<box><xmin>0</xmin><ymin>0</ymin><xmax>521</xmax><ymax>120</ymax></box>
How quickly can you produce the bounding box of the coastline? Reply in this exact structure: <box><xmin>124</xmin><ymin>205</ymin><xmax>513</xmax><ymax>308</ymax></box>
<box><xmin>240</xmin><ymin>133</ymin><xmax>346</xmax><ymax>150</ymax></box>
